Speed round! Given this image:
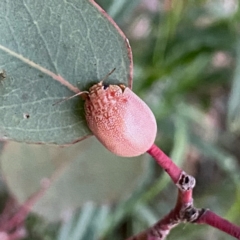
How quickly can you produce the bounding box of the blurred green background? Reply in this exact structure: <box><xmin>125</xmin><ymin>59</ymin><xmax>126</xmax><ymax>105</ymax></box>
<box><xmin>1</xmin><ymin>0</ymin><xmax>240</xmax><ymax>239</ymax></box>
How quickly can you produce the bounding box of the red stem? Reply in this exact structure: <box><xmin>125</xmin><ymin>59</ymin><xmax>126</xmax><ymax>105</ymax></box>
<box><xmin>126</xmin><ymin>188</ymin><xmax>195</xmax><ymax>240</ymax></box>
<box><xmin>147</xmin><ymin>144</ymin><xmax>182</xmax><ymax>183</ymax></box>
<box><xmin>0</xmin><ymin>180</ymin><xmax>50</xmax><ymax>232</ymax></box>
<box><xmin>196</xmin><ymin>210</ymin><xmax>240</xmax><ymax>239</ymax></box>
<box><xmin>127</xmin><ymin>144</ymin><xmax>240</xmax><ymax>240</ymax></box>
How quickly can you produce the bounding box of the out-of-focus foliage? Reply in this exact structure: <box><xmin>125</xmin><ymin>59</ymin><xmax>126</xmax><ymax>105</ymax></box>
<box><xmin>1</xmin><ymin>0</ymin><xmax>240</xmax><ymax>239</ymax></box>
<box><xmin>1</xmin><ymin>138</ymin><xmax>148</xmax><ymax>221</ymax></box>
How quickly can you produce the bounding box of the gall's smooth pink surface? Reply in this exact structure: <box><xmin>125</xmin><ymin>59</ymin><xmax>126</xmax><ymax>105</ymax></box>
<box><xmin>84</xmin><ymin>82</ymin><xmax>157</xmax><ymax>157</ymax></box>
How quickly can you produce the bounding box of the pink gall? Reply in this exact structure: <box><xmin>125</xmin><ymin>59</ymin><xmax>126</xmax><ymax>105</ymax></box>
<box><xmin>84</xmin><ymin>76</ymin><xmax>157</xmax><ymax>157</ymax></box>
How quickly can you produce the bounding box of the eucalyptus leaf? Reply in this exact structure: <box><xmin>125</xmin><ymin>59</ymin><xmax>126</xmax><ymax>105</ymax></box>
<box><xmin>0</xmin><ymin>137</ymin><xmax>147</xmax><ymax>221</ymax></box>
<box><xmin>0</xmin><ymin>0</ymin><xmax>132</xmax><ymax>144</ymax></box>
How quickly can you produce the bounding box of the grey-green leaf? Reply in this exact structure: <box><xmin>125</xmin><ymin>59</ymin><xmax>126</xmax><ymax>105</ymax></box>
<box><xmin>0</xmin><ymin>0</ymin><xmax>132</xmax><ymax>144</ymax></box>
<box><xmin>1</xmin><ymin>137</ymin><xmax>147</xmax><ymax>221</ymax></box>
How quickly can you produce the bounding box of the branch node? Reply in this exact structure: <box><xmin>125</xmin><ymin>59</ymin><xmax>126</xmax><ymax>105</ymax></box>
<box><xmin>176</xmin><ymin>171</ymin><xmax>195</xmax><ymax>191</ymax></box>
<box><xmin>192</xmin><ymin>208</ymin><xmax>208</xmax><ymax>223</ymax></box>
